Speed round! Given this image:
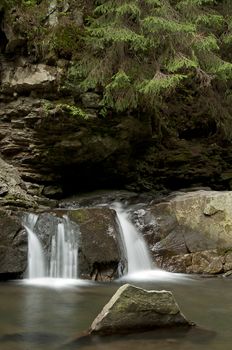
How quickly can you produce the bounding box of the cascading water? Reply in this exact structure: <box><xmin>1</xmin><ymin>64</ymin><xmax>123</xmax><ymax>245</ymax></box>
<box><xmin>24</xmin><ymin>214</ymin><xmax>79</xmax><ymax>280</ymax></box>
<box><xmin>50</xmin><ymin>216</ymin><xmax>78</xmax><ymax>278</ymax></box>
<box><xmin>113</xmin><ymin>203</ymin><xmax>153</xmax><ymax>274</ymax></box>
<box><xmin>24</xmin><ymin>214</ymin><xmax>46</xmax><ymax>278</ymax></box>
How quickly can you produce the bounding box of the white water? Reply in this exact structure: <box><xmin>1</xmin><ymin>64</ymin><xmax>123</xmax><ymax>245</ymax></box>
<box><xmin>114</xmin><ymin>203</ymin><xmax>153</xmax><ymax>274</ymax></box>
<box><xmin>24</xmin><ymin>214</ymin><xmax>46</xmax><ymax>279</ymax></box>
<box><xmin>50</xmin><ymin>216</ymin><xmax>78</xmax><ymax>279</ymax></box>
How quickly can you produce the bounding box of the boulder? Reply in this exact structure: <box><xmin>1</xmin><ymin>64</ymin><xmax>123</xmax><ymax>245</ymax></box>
<box><xmin>0</xmin><ymin>210</ymin><xmax>27</xmax><ymax>279</ymax></box>
<box><xmin>140</xmin><ymin>190</ymin><xmax>232</xmax><ymax>274</ymax></box>
<box><xmin>67</xmin><ymin>208</ymin><xmax>125</xmax><ymax>280</ymax></box>
<box><xmin>32</xmin><ymin>208</ymin><xmax>126</xmax><ymax>280</ymax></box>
<box><xmin>90</xmin><ymin>284</ymin><xmax>192</xmax><ymax>335</ymax></box>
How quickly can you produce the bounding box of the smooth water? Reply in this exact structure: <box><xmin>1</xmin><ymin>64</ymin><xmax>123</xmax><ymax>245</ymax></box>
<box><xmin>0</xmin><ymin>276</ymin><xmax>231</xmax><ymax>350</ymax></box>
<box><xmin>24</xmin><ymin>214</ymin><xmax>79</xmax><ymax>279</ymax></box>
<box><xmin>24</xmin><ymin>214</ymin><xmax>46</xmax><ymax>279</ymax></box>
<box><xmin>50</xmin><ymin>216</ymin><xmax>78</xmax><ymax>279</ymax></box>
<box><xmin>114</xmin><ymin>203</ymin><xmax>153</xmax><ymax>273</ymax></box>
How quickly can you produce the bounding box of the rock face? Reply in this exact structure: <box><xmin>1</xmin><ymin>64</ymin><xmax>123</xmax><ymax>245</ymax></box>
<box><xmin>68</xmin><ymin>208</ymin><xmax>125</xmax><ymax>280</ymax></box>
<box><xmin>0</xmin><ymin>210</ymin><xmax>27</xmax><ymax>279</ymax></box>
<box><xmin>136</xmin><ymin>190</ymin><xmax>232</xmax><ymax>274</ymax></box>
<box><xmin>90</xmin><ymin>284</ymin><xmax>191</xmax><ymax>335</ymax></box>
<box><xmin>1</xmin><ymin>58</ymin><xmax>62</xmax><ymax>95</ymax></box>
<box><xmin>0</xmin><ymin>156</ymin><xmax>37</xmax><ymax>210</ymax></box>
<box><xmin>32</xmin><ymin>208</ymin><xmax>125</xmax><ymax>281</ymax></box>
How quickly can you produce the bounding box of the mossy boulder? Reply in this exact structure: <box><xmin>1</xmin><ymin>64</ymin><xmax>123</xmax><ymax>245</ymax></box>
<box><xmin>90</xmin><ymin>284</ymin><xmax>192</xmax><ymax>335</ymax></box>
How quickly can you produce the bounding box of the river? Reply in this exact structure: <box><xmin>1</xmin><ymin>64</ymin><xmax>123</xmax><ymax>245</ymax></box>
<box><xmin>0</xmin><ymin>275</ymin><xmax>231</xmax><ymax>350</ymax></box>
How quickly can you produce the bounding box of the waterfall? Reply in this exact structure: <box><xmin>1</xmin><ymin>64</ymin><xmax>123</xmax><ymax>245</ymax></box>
<box><xmin>24</xmin><ymin>214</ymin><xmax>46</xmax><ymax>278</ymax></box>
<box><xmin>114</xmin><ymin>203</ymin><xmax>153</xmax><ymax>274</ymax></box>
<box><xmin>49</xmin><ymin>216</ymin><xmax>78</xmax><ymax>278</ymax></box>
<box><xmin>24</xmin><ymin>214</ymin><xmax>79</xmax><ymax>280</ymax></box>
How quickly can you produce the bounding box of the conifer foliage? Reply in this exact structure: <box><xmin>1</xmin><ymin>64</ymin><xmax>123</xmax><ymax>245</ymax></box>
<box><xmin>69</xmin><ymin>0</ymin><xmax>232</xmax><ymax>113</ymax></box>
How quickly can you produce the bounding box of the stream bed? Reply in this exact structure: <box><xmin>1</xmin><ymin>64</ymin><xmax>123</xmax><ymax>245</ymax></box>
<box><xmin>0</xmin><ymin>275</ymin><xmax>231</xmax><ymax>350</ymax></box>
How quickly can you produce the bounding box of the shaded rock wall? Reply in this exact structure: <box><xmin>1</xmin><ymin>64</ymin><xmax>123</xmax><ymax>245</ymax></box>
<box><xmin>0</xmin><ymin>210</ymin><xmax>27</xmax><ymax>279</ymax></box>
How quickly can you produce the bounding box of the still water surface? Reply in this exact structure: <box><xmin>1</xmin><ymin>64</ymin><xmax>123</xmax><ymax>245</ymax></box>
<box><xmin>0</xmin><ymin>276</ymin><xmax>231</xmax><ymax>350</ymax></box>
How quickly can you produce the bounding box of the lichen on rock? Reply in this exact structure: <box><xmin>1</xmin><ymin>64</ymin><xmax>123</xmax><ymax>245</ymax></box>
<box><xmin>90</xmin><ymin>284</ymin><xmax>193</xmax><ymax>335</ymax></box>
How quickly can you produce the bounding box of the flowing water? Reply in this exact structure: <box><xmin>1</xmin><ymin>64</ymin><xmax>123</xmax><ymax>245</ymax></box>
<box><xmin>24</xmin><ymin>214</ymin><xmax>46</xmax><ymax>279</ymax></box>
<box><xmin>0</xmin><ymin>276</ymin><xmax>231</xmax><ymax>350</ymax></box>
<box><xmin>50</xmin><ymin>216</ymin><xmax>78</xmax><ymax>279</ymax></box>
<box><xmin>113</xmin><ymin>203</ymin><xmax>153</xmax><ymax>274</ymax></box>
<box><xmin>24</xmin><ymin>214</ymin><xmax>79</xmax><ymax>279</ymax></box>
<box><xmin>16</xmin><ymin>199</ymin><xmax>232</xmax><ymax>350</ymax></box>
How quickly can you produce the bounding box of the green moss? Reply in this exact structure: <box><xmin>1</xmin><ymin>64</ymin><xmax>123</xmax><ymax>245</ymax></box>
<box><xmin>51</xmin><ymin>22</ymin><xmax>83</xmax><ymax>59</ymax></box>
<box><xmin>57</xmin><ymin>104</ymin><xmax>88</xmax><ymax>119</ymax></box>
<box><xmin>69</xmin><ymin>210</ymin><xmax>90</xmax><ymax>224</ymax></box>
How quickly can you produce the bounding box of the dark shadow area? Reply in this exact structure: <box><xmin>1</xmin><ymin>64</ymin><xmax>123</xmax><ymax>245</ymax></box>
<box><xmin>0</xmin><ymin>10</ymin><xmax>8</xmax><ymax>53</ymax></box>
<box><xmin>64</xmin><ymin>326</ymin><xmax>216</xmax><ymax>350</ymax></box>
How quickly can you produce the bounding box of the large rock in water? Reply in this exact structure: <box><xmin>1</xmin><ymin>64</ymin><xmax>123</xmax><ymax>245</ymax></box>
<box><xmin>137</xmin><ymin>190</ymin><xmax>232</xmax><ymax>274</ymax></box>
<box><xmin>90</xmin><ymin>284</ymin><xmax>192</xmax><ymax>335</ymax></box>
<box><xmin>0</xmin><ymin>210</ymin><xmax>27</xmax><ymax>279</ymax></box>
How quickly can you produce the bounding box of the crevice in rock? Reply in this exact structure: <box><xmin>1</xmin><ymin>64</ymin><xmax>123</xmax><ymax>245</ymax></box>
<box><xmin>0</xmin><ymin>10</ymin><xmax>8</xmax><ymax>54</ymax></box>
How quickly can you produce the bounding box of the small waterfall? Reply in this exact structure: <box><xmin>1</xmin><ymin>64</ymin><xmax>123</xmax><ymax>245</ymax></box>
<box><xmin>114</xmin><ymin>203</ymin><xmax>153</xmax><ymax>274</ymax></box>
<box><xmin>24</xmin><ymin>214</ymin><xmax>46</xmax><ymax>278</ymax></box>
<box><xmin>49</xmin><ymin>216</ymin><xmax>78</xmax><ymax>278</ymax></box>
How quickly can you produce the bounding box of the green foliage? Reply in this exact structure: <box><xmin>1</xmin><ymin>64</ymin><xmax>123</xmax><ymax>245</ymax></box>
<box><xmin>57</xmin><ymin>104</ymin><xmax>88</xmax><ymax>119</ymax></box>
<box><xmin>68</xmin><ymin>0</ymin><xmax>232</xmax><ymax>113</ymax></box>
<box><xmin>138</xmin><ymin>73</ymin><xmax>187</xmax><ymax>95</ymax></box>
<box><xmin>43</xmin><ymin>101</ymin><xmax>87</xmax><ymax>119</ymax></box>
<box><xmin>1</xmin><ymin>0</ymin><xmax>36</xmax><ymax>10</ymax></box>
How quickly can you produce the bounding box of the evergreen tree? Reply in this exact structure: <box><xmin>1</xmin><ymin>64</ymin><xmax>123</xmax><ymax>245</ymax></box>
<box><xmin>68</xmin><ymin>0</ymin><xmax>232</xmax><ymax>114</ymax></box>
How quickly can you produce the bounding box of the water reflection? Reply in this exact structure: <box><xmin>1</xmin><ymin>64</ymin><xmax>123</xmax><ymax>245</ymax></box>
<box><xmin>0</xmin><ymin>277</ymin><xmax>232</xmax><ymax>350</ymax></box>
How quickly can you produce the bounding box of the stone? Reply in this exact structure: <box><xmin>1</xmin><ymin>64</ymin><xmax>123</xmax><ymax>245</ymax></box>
<box><xmin>0</xmin><ymin>157</ymin><xmax>37</xmax><ymax>209</ymax></box>
<box><xmin>31</xmin><ymin>208</ymin><xmax>126</xmax><ymax>280</ymax></box>
<box><xmin>223</xmin><ymin>251</ymin><xmax>232</xmax><ymax>272</ymax></box>
<box><xmin>145</xmin><ymin>191</ymin><xmax>232</xmax><ymax>274</ymax></box>
<box><xmin>1</xmin><ymin>59</ymin><xmax>61</xmax><ymax>94</ymax></box>
<box><xmin>0</xmin><ymin>210</ymin><xmax>27</xmax><ymax>279</ymax></box>
<box><xmin>187</xmin><ymin>251</ymin><xmax>224</xmax><ymax>274</ymax></box>
<box><xmin>81</xmin><ymin>92</ymin><xmax>101</xmax><ymax>109</ymax></box>
<box><xmin>42</xmin><ymin>185</ymin><xmax>63</xmax><ymax>198</ymax></box>
<box><xmin>68</xmin><ymin>208</ymin><xmax>126</xmax><ymax>280</ymax></box>
<box><xmin>90</xmin><ymin>284</ymin><xmax>192</xmax><ymax>335</ymax></box>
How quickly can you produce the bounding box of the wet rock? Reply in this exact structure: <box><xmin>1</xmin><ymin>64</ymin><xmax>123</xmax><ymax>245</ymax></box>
<box><xmin>68</xmin><ymin>208</ymin><xmax>125</xmax><ymax>280</ymax></box>
<box><xmin>32</xmin><ymin>207</ymin><xmax>125</xmax><ymax>280</ymax></box>
<box><xmin>0</xmin><ymin>210</ymin><xmax>27</xmax><ymax>279</ymax></box>
<box><xmin>90</xmin><ymin>284</ymin><xmax>192</xmax><ymax>335</ymax></box>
